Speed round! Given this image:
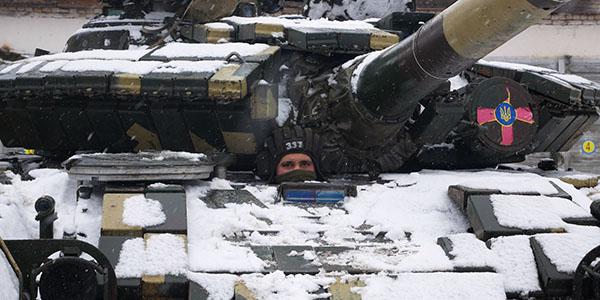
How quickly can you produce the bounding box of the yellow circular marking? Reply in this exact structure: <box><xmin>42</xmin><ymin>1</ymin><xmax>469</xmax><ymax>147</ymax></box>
<box><xmin>24</xmin><ymin>149</ymin><xmax>35</xmax><ymax>155</ymax></box>
<box><xmin>582</xmin><ymin>140</ymin><xmax>596</xmax><ymax>154</ymax></box>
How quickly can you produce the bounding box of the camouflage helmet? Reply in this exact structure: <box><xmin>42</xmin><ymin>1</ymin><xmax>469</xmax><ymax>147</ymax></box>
<box><xmin>256</xmin><ymin>126</ymin><xmax>324</xmax><ymax>182</ymax></box>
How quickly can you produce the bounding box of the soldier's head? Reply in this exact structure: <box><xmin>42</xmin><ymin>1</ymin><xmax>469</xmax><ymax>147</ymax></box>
<box><xmin>257</xmin><ymin>126</ymin><xmax>323</xmax><ymax>183</ymax></box>
<box><xmin>276</xmin><ymin>153</ymin><xmax>316</xmax><ymax>178</ymax></box>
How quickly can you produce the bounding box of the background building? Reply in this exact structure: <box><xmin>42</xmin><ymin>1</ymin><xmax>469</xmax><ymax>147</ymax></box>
<box><xmin>419</xmin><ymin>0</ymin><xmax>600</xmax><ymax>81</ymax></box>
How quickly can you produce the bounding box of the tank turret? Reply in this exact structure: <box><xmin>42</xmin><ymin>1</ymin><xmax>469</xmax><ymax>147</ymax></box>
<box><xmin>0</xmin><ymin>0</ymin><xmax>598</xmax><ymax>175</ymax></box>
<box><xmin>341</xmin><ymin>0</ymin><xmax>569</xmax><ymax>146</ymax></box>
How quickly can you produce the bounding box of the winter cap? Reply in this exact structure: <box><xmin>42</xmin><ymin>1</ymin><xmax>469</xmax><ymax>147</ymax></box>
<box><xmin>256</xmin><ymin>126</ymin><xmax>324</xmax><ymax>182</ymax></box>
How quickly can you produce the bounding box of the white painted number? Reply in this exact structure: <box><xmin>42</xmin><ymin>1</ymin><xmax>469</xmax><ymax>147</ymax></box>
<box><xmin>285</xmin><ymin>141</ymin><xmax>303</xmax><ymax>150</ymax></box>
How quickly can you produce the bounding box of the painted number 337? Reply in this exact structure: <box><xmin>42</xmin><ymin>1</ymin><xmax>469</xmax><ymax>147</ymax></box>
<box><xmin>286</xmin><ymin>141</ymin><xmax>304</xmax><ymax>150</ymax></box>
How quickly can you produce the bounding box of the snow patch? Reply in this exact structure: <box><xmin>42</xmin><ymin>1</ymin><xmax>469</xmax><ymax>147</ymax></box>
<box><xmin>74</xmin><ymin>25</ymin><xmax>143</xmax><ymax>41</ymax></box>
<box><xmin>39</xmin><ymin>60</ymin><xmax>69</xmax><ymax>72</ymax></box>
<box><xmin>204</xmin><ymin>22</ymin><xmax>235</xmax><ymax>30</ymax></box>
<box><xmin>7</xmin><ymin>167</ymin><xmax>585</xmax><ymax>282</ymax></box>
<box><xmin>209</xmin><ymin>178</ymin><xmax>235</xmax><ymax>190</ymax></box>
<box><xmin>306</xmin><ymin>0</ymin><xmax>410</xmax><ymax>21</ymax></box>
<box><xmin>535</xmin><ymin>230</ymin><xmax>600</xmax><ymax>273</ymax></box>
<box><xmin>28</xmin><ymin>49</ymin><xmax>150</xmax><ymax>62</ymax></box>
<box><xmin>152</xmin><ymin>60</ymin><xmax>228</xmax><ymax>74</ymax></box>
<box><xmin>457</xmin><ymin>172</ymin><xmax>558</xmax><ymax>194</ymax></box>
<box><xmin>322</xmin><ymin>243</ymin><xmax>453</xmax><ymax>272</ymax></box>
<box><xmin>0</xmin><ymin>169</ymin><xmax>76</xmax><ymax>240</ymax></box>
<box><xmin>288</xmin><ymin>249</ymin><xmax>318</xmax><ymax>262</ymax></box>
<box><xmin>491</xmin><ymin>195</ymin><xmax>590</xmax><ymax>230</ymax></box>
<box><xmin>350</xmin><ymin>51</ymin><xmax>383</xmax><ymax>93</ymax></box>
<box><xmin>186</xmin><ymin>184</ymin><xmax>266</xmax><ymax>273</ymax></box>
<box><xmin>147</xmin><ymin>182</ymin><xmax>173</xmax><ymax>189</ymax></box>
<box><xmin>276</xmin><ymin>97</ymin><xmax>293</xmax><ymax>126</ymax></box>
<box><xmin>344</xmin><ymin>172</ymin><xmax>469</xmax><ymax>243</ymax></box>
<box><xmin>489</xmin><ymin>235</ymin><xmax>541</xmax><ymax>293</ymax></box>
<box><xmin>241</xmin><ymin>271</ymin><xmax>334</xmax><ymax>300</ymax></box>
<box><xmin>223</xmin><ymin>16</ymin><xmax>375</xmax><ymax>30</ymax></box>
<box><xmin>560</xmin><ymin>174</ymin><xmax>599</xmax><ymax>181</ymax></box>
<box><xmin>478</xmin><ymin>60</ymin><xmax>556</xmax><ymax>73</ymax></box>
<box><xmin>549</xmin><ymin>178</ymin><xmax>594</xmax><ymax>211</ymax></box>
<box><xmin>144</xmin><ymin>234</ymin><xmax>187</xmax><ymax>276</ymax></box>
<box><xmin>357</xmin><ymin>272</ymin><xmax>506</xmax><ymax>300</ymax></box>
<box><xmin>187</xmin><ymin>273</ymin><xmax>238</xmax><ymax>300</ymax></box>
<box><xmin>449</xmin><ymin>74</ymin><xmax>469</xmax><ymax>91</ymax></box>
<box><xmin>122</xmin><ymin>195</ymin><xmax>166</xmax><ymax>227</ymax></box>
<box><xmin>188</xmin><ymin>238</ymin><xmax>267</xmax><ymax>273</ymax></box>
<box><xmin>0</xmin><ymin>63</ymin><xmax>22</xmax><ymax>74</ymax></box>
<box><xmin>0</xmin><ymin>249</ymin><xmax>19</xmax><ymax>300</ymax></box>
<box><xmin>114</xmin><ymin>234</ymin><xmax>187</xmax><ymax>278</ymax></box>
<box><xmin>147</xmin><ymin>150</ymin><xmax>207</xmax><ymax>162</ymax></box>
<box><xmin>59</xmin><ymin>59</ymin><xmax>162</xmax><ymax>74</ymax></box>
<box><xmin>243</xmin><ymin>185</ymin><xmax>278</xmax><ymax>205</ymax></box>
<box><xmin>16</xmin><ymin>61</ymin><xmax>43</xmax><ymax>74</ymax></box>
<box><xmin>151</xmin><ymin>43</ymin><xmax>271</xmax><ymax>59</ymax></box>
<box><xmin>115</xmin><ymin>238</ymin><xmax>146</xmax><ymax>278</ymax></box>
<box><xmin>552</xmin><ymin>73</ymin><xmax>596</xmax><ymax>85</ymax></box>
<box><xmin>447</xmin><ymin>233</ymin><xmax>499</xmax><ymax>270</ymax></box>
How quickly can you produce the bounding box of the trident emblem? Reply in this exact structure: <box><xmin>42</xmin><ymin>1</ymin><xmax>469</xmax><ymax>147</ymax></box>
<box><xmin>477</xmin><ymin>88</ymin><xmax>534</xmax><ymax>146</ymax></box>
<box><xmin>499</xmin><ymin>105</ymin><xmax>512</xmax><ymax>123</ymax></box>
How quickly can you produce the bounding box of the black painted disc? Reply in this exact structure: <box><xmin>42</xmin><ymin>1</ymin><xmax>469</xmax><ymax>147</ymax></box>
<box><xmin>469</xmin><ymin>77</ymin><xmax>537</xmax><ymax>153</ymax></box>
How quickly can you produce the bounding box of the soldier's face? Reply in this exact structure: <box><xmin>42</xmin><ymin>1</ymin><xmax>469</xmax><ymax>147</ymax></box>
<box><xmin>276</xmin><ymin>153</ymin><xmax>315</xmax><ymax>176</ymax></box>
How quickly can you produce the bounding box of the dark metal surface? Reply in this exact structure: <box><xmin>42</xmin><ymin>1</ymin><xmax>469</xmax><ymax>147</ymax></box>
<box><xmin>467</xmin><ymin>195</ymin><xmax>523</xmax><ymax>240</ymax></box>
<box><xmin>530</xmin><ymin>237</ymin><xmax>574</xmax><ymax>297</ymax></box>
<box><xmin>63</xmin><ymin>152</ymin><xmax>215</xmax><ymax>182</ymax></box>
<box><xmin>145</xmin><ymin>190</ymin><xmax>187</xmax><ymax>234</ymax></box>
<box><xmin>572</xmin><ymin>245</ymin><xmax>600</xmax><ymax>300</ymax></box>
<box><xmin>4</xmin><ymin>239</ymin><xmax>117</xmax><ymax>300</ymax></box>
<box><xmin>202</xmin><ymin>189</ymin><xmax>267</xmax><ymax>209</ymax></box>
<box><xmin>357</xmin><ymin>14</ymin><xmax>466</xmax><ymax>121</ymax></box>
<box><xmin>437</xmin><ymin>236</ymin><xmax>495</xmax><ymax>272</ymax></box>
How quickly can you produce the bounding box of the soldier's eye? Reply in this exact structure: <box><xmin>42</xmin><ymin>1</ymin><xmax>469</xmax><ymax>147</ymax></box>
<box><xmin>281</xmin><ymin>161</ymin><xmax>294</xmax><ymax>168</ymax></box>
<box><xmin>300</xmin><ymin>161</ymin><xmax>312</xmax><ymax>167</ymax></box>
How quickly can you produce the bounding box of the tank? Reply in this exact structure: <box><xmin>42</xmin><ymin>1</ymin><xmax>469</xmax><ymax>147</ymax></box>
<box><xmin>2</xmin><ymin>1</ymin><xmax>600</xmax><ymax>299</ymax></box>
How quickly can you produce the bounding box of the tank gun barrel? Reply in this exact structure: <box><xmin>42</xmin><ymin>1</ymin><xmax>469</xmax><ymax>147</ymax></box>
<box><xmin>355</xmin><ymin>0</ymin><xmax>569</xmax><ymax>123</ymax></box>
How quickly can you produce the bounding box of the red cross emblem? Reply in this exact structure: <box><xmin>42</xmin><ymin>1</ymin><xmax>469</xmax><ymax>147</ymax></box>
<box><xmin>476</xmin><ymin>88</ymin><xmax>535</xmax><ymax>146</ymax></box>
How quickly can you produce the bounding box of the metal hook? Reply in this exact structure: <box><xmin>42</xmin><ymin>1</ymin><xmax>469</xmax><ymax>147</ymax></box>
<box><xmin>225</xmin><ymin>52</ymin><xmax>246</xmax><ymax>63</ymax></box>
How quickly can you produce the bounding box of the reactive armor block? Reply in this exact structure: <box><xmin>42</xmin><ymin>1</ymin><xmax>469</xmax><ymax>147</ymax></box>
<box><xmin>0</xmin><ymin>43</ymin><xmax>281</xmax><ymax>163</ymax></box>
